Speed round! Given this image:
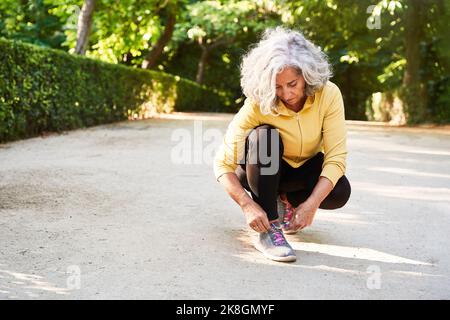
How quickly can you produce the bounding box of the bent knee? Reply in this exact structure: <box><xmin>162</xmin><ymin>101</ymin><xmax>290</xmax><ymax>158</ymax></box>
<box><xmin>247</xmin><ymin>124</ymin><xmax>283</xmax><ymax>154</ymax></box>
<box><xmin>322</xmin><ymin>177</ymin><xmax>351</xmax><ymax>209</ymax></box>
<box><xmin>332</xmin><ymin>177</ymin><xmax>351</xmax><ymax>208</ymax></box>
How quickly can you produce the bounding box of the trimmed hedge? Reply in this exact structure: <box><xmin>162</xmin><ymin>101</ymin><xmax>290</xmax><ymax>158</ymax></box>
<box><xmin>0</xmin><ymin>38</ymin><xmax>230</xmax><ymax>143</ymax></box>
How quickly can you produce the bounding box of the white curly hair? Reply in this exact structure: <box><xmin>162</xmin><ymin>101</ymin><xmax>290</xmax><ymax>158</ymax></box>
<box><xmin>240</xmin><ymin>26</ymin><xmax>332</xmax><ymax>115</ymax></box>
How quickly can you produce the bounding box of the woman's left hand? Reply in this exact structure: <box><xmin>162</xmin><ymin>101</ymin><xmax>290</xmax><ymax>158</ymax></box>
<box><xmin>289</xmin><ymin>201</ymin><xmax>319</xmax><ymax>231</ymax></box>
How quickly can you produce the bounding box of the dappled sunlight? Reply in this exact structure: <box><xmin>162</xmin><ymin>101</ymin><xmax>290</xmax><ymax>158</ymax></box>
<box><xmin>232</xmin><ymin>248</ymin><xmax>368</xmax><ymax>275</ymax></box>
<box><xmin>316</xmin><ymin>211</ymin><xmax>374</xmax><ymax>226</ymax></box>
<box><xmin>292</xmin><ymin>264</ymin><xmax>364</xmax><ymax>274</ymax></box>
<box><xmin>352</xmin><ymin>181</ymin><xmax>450</xmax><ymax>202</ymax></box>
<box><xmin>289</xmin><ymin>242</ymin><xmax>432</xmax><ymax>266</ymax></box>
<box><xmin>391</xmin><ymin>270</ymin><xmax>446</xmax><ymax>278</ymax></box>
<box><xmin>384</xmin><ymin>156</ymin><xmax>444</xmax><ymax>165</ymax></box>
<box><xmin>0</xmin><ymin>267</ymin><xmax>70</xmax><ymax>298</ymax></box>
<box><xmin>2</xmin><ymin>0</ymin><xmax>449</xmax><ymax>300</ymax></box>
<box><xmin>232</xmin><ymin>228</ymin><xmax>431</xmax><ymax>267</ymax></box>
<box><xmin>350</xmin><ymin>138</ymin><xmax>450</xmax><ymax>157</ymax></box>
<box><xmin>230</xmin><ymin>248</ymin><xmax>438</xmax><ymax>278</ymax></box>
<box><xmin>368</xmin><ymin>167</ymin><xmax>450</xmax><ymax>180</ymax></box>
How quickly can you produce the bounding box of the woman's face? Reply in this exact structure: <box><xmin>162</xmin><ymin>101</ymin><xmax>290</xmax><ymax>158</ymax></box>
<box><xmin>275</xmin><ymin>67</ymin><xmax>306</xmax><ymax>111</ymax></box>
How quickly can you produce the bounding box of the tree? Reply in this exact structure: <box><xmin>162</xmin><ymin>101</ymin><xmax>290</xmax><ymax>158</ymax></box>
<box><xmin>369</xmin><ymin>0</ymin><xmax>449</xmax><ymax>123</ymax></box>
<box><xmin>283</xmin><ymin>0</ymin><xmax>384</xmax><ymax>120</ymax></box>
<box><xmin>398</xmin><ymin>0</ymin><xmax>449</xmax><ymax>123</ymax></box>
<box><xmin>175</xmin><ymin>0</ymin><xmax>277</xmax><ymax>84</ymax></box>
<box><xmin>0</xmin><ymin>0</ymin><xmax>66</xmax><ymax>48</ymax></box>
<box><xmin>281</xmin><ymin>0</ymin><xmax>449</xmax><ymax>124</ymax></box>
<box><xmin>141</xmin><ymin>1</ymin><xmax>180</xmax><ymax>69</ymax></box>
<box><xmin>75</xmin><ymin>0</ymin><xmax>95</xmax><ymax>55</ymax></box>
<box><xmin>2</xmin><ymin>0</ymin><xmax>448</xmax><ymax>123</ymax></box>
<box><xmin>50</xmin><ymin>0</ymin><xmax>164</xmax><ymax>64</ymax></box>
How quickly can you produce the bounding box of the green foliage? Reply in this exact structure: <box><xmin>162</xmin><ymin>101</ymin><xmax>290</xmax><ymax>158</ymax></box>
<box><xmin>164</xmin><ymin>0</ymin><xmax>282</xmax><ymax>108</ymax></box>
<box><xmin>46</xmin><ymin>0</ymin><xmax>186</xmax><ymax>66</ymax></box>
<box><xmin>174</xmin><ymin>0</ymin><xmax>271</xmax><ymax>43</ymax></box>
<box><xmin>0</xmin><ymin>38</ymin><xmax>227</xmax><ymax>143</ymax></box>
<box><xmin>0</xmin><ymin>0</ymin><xmax>66</xmax><ymax>48</ymax></box>
<box><xmin>1</xmin><ymin>0</ymin><xmax>449</xmax><ymax>125</ymax></box>
<box><xmin>282</xmin><ymin>0</ymin><xmax>395</xmax><ymax>120</ymax></box>
<box><xmin>279</xmin><ymin>0</ymin><xmax>449</xmax><ymax>123</ymax></box>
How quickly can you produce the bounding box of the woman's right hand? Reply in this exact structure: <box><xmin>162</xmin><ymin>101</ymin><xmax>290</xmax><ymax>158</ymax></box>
<box><xmin>241</xmin><ymin>199</ymin><xmax>271</xmax><ymax>233</ymax></box>
<box><xmin>216</xmin><ymin>172</ymin><xmax>270</xmax><ymax>233</ymax></box>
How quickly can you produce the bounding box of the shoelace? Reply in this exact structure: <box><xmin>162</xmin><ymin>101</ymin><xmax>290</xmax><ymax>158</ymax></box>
<box><xmin>280</xmin><ymin>198</ymin><xmax>294</xmax><ymax>225</ymax></box>
<box><xmin>270</xmin><ymin>225</ymin><xmax>287</xmax><ymax>246</ymax></box>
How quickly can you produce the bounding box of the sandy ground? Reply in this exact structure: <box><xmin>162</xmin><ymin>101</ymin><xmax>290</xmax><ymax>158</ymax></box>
<box><xmin>0</xmin><ymin>114</ymin><xmax>449</xmax><ymax>300</ymax></box>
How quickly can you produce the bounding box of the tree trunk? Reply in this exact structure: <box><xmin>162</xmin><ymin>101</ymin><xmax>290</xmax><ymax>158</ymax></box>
<box><xmin>401</xmin><ymin>0</ymin><xmax>427</xmax><ymax>123</ymax></box>
<box><xmin>141</xmin><ymin>12</ymin><xmax>176</xmax><ymax>69</ymax></box>
<box><xmin>196</xmin><ymin>46</ymin><xmax>209</xmax><ymax>85</ymax></box>
<box><xmin>195</xmin><ymin>37</ymin><xmax>229</xmax><ymax>85</ymax></box>
<box><xmin>75</xmin><ymin>0</ymin><xmax>95</xmax><ymax>55</ymax></box>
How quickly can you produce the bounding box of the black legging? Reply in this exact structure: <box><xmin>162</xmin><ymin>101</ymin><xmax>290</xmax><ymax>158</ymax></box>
<box><xmin>235</xmin><ymin>124</ymin><xmax>351</xmax><ymax>221</ymax></box>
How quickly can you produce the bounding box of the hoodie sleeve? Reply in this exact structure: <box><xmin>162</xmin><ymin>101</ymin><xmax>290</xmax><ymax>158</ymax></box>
<box><xmin>320</xmin><ymin>84</ymin><xmax>347</xmax><ymax>187</ymax></box>
<box><xmin>213</xmin><ymin>99</ymin><xmax>261</xmax><ymax>182</ymax></box>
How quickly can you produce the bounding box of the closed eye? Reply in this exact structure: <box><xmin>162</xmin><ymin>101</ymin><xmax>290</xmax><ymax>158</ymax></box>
<box><xmin>276</xmin><ymin>81</ymin><xmax>297</xmax><ymax>89</ymax></box>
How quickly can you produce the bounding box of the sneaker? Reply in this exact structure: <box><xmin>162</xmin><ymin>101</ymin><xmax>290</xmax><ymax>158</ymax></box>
<box><xmin>277</xmin><ymin>194</ymin><xmax>297</xmax><ymax>234</ymax></box>
<box><xmin>254</xmin><ymin>222</ymin><xmax>296</xmax><ymax>262</ymax></box>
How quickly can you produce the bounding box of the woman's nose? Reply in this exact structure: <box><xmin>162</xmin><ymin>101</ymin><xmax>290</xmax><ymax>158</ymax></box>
<box><xmin>285</xmin><ymin>90</ymin><xmax>295</xmax><ymax>100</ymax></box>
<box><xmin>278</xmin><ymin>88</ymin><xmax>294</xmax><ymax>100</ymax></box>
<box><xmin>282</xmin><ymin>89</ymin><xmax>291</xmax><ymax>99</ymax></box>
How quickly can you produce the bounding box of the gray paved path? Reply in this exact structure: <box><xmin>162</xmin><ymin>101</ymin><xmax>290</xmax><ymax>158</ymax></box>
<box><xmin>1</xmin><ymin>114</ymin><xmax>449</xmax><ymax>299</ymax></box>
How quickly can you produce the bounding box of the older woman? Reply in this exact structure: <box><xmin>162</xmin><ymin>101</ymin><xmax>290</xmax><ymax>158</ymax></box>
<box><xmin>213</xmin><ymin>27</ymin><xmax>351</xmax><ymax>262</ymax></box>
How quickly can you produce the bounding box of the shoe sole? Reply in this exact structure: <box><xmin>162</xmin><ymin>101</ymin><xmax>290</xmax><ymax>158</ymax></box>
<box><xmin>254</xmin><ymin>241</ymin><xmax>297</xmax><ymax>262</ymax></box>
<box><xmin>283</xmin><ymin>229</ymin><xmax>298</xmax><ymax>235</ymax></box>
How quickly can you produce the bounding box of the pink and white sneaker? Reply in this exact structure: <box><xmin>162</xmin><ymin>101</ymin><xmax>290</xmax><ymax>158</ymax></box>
<box><xmin>277</xmin><ymin>193</ymin><xmax>298</xmax><ymax>235</ymax></box>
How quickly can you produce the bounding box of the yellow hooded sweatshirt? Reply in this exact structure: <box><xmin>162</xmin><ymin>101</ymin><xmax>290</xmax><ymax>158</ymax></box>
<box><xmin>213</xmin><ymin>81</ymin><xmax>347</xmax><ymax>188</ymax></box>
